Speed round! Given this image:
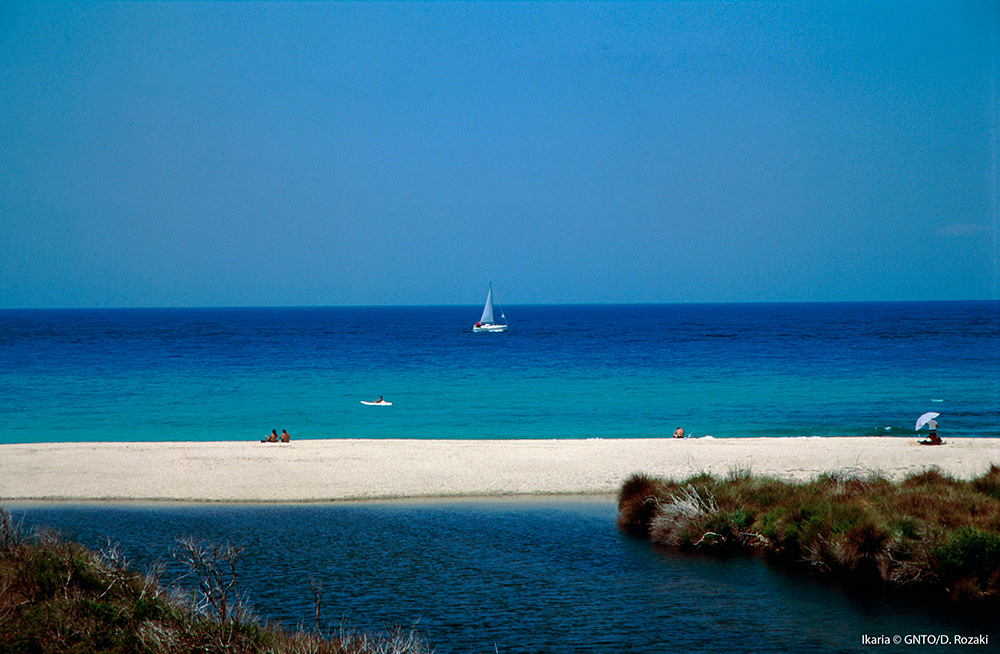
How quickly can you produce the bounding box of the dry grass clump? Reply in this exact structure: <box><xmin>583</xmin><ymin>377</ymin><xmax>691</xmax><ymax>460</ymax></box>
<box><xmin>0</xmin><ymin>511</ymin><xmax>432</xmax><ymax>654</ymax></box>
<box><xmin>616</xmin><ymin>473</ymin><xmax>681</xmax><ymax>537</ymax></box>
<box><xmin>617</xmin><ymin>465</ymin><xmax>1000</xmax><ymax>602</ymax></box>
<box><xmin>648</xmin><ymin>483</ymin><xmax>720</xmax><ymax>547</ymax></box>
<box><xmin>970</xmin><ymin>464</ymin><xmax>1000</xmax><ymax>500</ymax></box>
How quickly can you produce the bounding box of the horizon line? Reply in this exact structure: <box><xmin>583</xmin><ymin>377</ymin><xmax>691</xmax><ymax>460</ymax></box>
<box><xmin>1</xmin><ymin>298</ymin><xmax>997</xmax><ymax>312</ymax></box>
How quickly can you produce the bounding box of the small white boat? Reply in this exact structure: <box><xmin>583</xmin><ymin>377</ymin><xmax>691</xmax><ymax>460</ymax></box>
<box><xmin>473</xmin><ymin>283</ymin><xmax>508</xmax><ymax>333</ymax></box>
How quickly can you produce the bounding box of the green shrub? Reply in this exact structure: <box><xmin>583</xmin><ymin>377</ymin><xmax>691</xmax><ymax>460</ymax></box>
<box><xmin>695</xmin><ymin>509</ymin><xmax>754</xmax><ymax>549</ymax></box>
<box><xmin>734</xmin><ymin>477</ymin><xmax>791</xmax><ymax>511</ymax></box>
<box><xmin>933</xmin><ymin>526</ymin><xmax>1000</xmax><ymax>582</ymax></box>
<box><xmin>755</xmin><ymin>507</ymin><xmax>789</xmax><ymax>542</ymax></box>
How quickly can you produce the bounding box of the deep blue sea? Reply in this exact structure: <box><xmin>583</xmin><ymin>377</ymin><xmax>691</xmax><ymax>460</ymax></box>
<box><xmin>0</xmin><ymin>301</ymin><xmax>997</xmax><ymax>444</ymax></box>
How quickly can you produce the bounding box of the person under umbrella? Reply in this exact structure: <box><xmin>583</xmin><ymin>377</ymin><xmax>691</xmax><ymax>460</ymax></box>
<box><xmin>915</xmin><ymin>412</ymin><xmax>943</xmax><ymax>445</ymax></box>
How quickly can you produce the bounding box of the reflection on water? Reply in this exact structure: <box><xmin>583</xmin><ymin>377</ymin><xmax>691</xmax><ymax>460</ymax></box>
<box><xmin>7</xmin><ymin>500</ymin><xmax>995</xmax><ymax>653</ymax></box>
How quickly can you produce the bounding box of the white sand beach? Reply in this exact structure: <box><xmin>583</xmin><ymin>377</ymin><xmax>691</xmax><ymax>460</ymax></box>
<box><xmin>2</xmin><ymin>437</ymin><xmax>999</xmax><ymax>503</ymax></box>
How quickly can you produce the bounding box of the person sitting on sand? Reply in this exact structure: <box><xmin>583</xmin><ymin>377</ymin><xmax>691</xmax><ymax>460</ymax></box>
<box><xmin>280</xmin><ymin>429</ymin><xmax>290</xmax><ymax>443</ymax></box>
<box><xmin>266</xmin><ymin>429</ymin><xmax>278</xmax><ymax>442</ymax></box>
<box><xmin>673</xmin><ymin>427</ymin><xmax>685</xmax><ymax>439</ymax></box>
<box><xmin>927</xmin><ymin>417</ymin><xmax>942</xmax><ymax>445</ymax></box>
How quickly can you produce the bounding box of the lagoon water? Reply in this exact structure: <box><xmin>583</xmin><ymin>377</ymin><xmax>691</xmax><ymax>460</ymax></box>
<box><xmin>1</xmin><ymin>301</ymin><xmax>997</xmax><ymax>443</ymax></box>
<box><xmin>8</xmin><ymin>501</ymin><xmax>996</xmax><ymax>654</ymax></box>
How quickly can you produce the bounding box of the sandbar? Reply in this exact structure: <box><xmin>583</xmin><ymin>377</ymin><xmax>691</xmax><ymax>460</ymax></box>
<box><xmin>2</xmin><ymin>437</ymin><xmax>999</xmax><ymax>503</ymax></box>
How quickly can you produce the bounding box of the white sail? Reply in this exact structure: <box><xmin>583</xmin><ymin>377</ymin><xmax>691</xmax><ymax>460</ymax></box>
<box><xmin>473</xmin><ymin>283</ymin><xmax>508</xmax><ymax>332</ymax></box>
<box><xmin>479</xmin><ymin>286</ymin><xmax>495</xmax><ymax>324</ymax></box>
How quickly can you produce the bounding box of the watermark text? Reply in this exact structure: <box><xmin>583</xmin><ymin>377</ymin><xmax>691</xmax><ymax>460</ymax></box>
<box><xmin>861</xmin><ymin>634</ymin><xmax>989</xmax><ymax>646</ymax></box>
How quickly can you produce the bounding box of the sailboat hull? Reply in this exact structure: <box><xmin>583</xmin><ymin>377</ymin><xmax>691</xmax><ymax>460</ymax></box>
<box><xmin>473</xmin><ymin>323</ymin><xmax>508</xmax><ymax>333</ymax></box>
<box><xmin>473</xmin><ymin>284</ymin><xmax>508</xmax><ymax>332</ymax></box>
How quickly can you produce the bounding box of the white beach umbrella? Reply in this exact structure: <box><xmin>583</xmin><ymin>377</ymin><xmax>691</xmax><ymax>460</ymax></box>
<box><xmin>915</xmin><ymin>412</ymin><xmax>940</xmax><ymax>431</ymax></box>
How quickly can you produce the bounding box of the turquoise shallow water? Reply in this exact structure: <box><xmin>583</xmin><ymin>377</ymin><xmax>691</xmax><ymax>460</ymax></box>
<box><xmin>0</xmin><ymin>301</ymin><xmax>997</xmax><ymax>444</ymax></box>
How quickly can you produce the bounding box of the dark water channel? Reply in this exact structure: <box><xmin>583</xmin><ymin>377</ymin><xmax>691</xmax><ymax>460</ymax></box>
<box><xmin>7</xmin><ymin>500</ymin><xmax>994</xmax><ymax>653</ymax></box>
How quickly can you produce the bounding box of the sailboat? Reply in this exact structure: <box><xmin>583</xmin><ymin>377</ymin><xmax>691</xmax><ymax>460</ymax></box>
<box><xmin>473</xmin><ymin>283</ymin><xmax>508</xmax><ymax>332</ymax></box>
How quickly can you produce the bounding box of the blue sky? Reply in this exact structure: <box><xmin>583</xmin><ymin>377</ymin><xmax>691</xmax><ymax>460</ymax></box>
<box><xmin>1</xmin><ymin>1</ymin><xmax>997</xmax><ymax>308</ymax></box>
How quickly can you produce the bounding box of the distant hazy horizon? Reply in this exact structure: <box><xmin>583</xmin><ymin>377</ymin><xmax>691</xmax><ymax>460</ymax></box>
<box><xmin>1</xmin><ymin>298</ymin><xmax>996</xmax><ymax>313</ymax></box>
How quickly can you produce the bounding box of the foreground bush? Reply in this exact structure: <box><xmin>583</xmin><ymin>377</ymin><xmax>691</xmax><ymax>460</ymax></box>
<box><xmin>617</xmin><ymin>465</ymin><xmax>1000</xmax><ymax>602</ymax></box>
<box><xmin>0</xmin><ymin>511</ymin><xmax>431</xmax><ymax>654</ymax></box>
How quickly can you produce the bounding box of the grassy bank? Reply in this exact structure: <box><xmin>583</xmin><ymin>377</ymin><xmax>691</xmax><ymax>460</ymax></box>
<box><xmin>0</xmin><ymin>511</ymin><xmax>430</xmax><ymax>654</ymax></box>
<box><xmin>617</xmin><ymin>465</ymin><xmax>1000</xmax><ymax>603</ymax></box>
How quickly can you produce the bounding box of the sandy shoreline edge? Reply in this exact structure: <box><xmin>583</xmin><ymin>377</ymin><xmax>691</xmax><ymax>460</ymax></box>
<box><xmin>3</xmin><ymin>437</ymin><xmax>999</xmax><ymax>504</ymax></box>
